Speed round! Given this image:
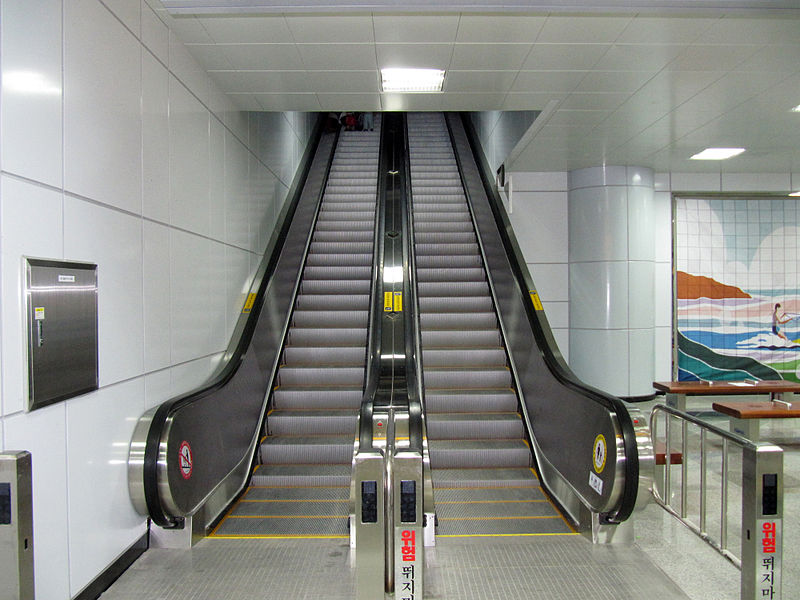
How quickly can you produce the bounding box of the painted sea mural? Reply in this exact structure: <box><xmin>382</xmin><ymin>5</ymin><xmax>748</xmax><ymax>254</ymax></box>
<box><xmin>675</xmin><ymin>197</ymin><xmax>800</xmax><ymax>382</ymax></box>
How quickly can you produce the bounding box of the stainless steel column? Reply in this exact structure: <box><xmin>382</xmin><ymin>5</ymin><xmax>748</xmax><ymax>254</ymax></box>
<box><xmin>0</xmin><ymin>452</ymin><xmax>34</xmax><ymax>600</ymax></box>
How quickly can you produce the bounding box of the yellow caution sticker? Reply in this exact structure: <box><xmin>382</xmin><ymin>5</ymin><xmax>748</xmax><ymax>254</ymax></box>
<box><xmin>242</xmin><ymin>293</ymin><xmax>257</xmax><ymax>314</ymax></box>
<box><xmin>384</xmin><ymin>291</ymin><xmax>394</xmax><ymax>312</ymax></box>
<box><xmin>529</xmin><ymin>290</ymin><xmax>544</xmax><ymax>311</ymax></box>
<box><xmin>593</xmin><ymin>434</ymin><xmax>607</xmax><ymax>474</ymax></box>
<box><xmin>393</xmin><ymin>291</ymin><xmax>403</xmax><ymax>312</ymax></box>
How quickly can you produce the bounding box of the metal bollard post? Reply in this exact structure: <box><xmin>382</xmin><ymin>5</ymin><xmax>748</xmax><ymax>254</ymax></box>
<box><xmin>741</xmin><ymin>443</ymin><xmax>782</xmax><ymax>600</ymax></box>
<box><xmin>0</xmin><ymin>451</ymin><xmax>35</xmax><ymax>600</ymax></box>
<box><xmin>392</xmin><ymin>450</ymin><xmax>423</xmax><ymax>600</ymax></box>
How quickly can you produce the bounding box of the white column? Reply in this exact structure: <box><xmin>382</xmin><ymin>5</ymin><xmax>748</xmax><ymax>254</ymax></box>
<box><xmin>568</xmin><ymin>166</ymin><xmax>655</xmax><ymax>397</ymax></box>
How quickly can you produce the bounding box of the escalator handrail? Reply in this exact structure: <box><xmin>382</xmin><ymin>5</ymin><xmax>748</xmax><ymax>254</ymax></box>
<box><xmin>450</xmin><ymin>112</ymin><xmax>639</xmax><ymax>523</ymax></box>
<box><xmin>399</xmin><ymin>113</ymin><xmax>424</xmax><ymax>454</ymax></box>
<box><xmin>357</xmin><ymin>121</ymin><xmax>390</xmax><ymax>452</ymax></box>
<box><xmin>142</xmin><ymin>116</ymin><xmax>338</xmax><ymax>527</ymax></box>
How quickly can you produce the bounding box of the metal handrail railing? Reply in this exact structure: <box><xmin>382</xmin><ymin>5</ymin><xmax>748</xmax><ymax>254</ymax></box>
<box><xmin>650</xmin><ymin>404</ymin><xmax>783</xmax><ymax>599</ymax></box>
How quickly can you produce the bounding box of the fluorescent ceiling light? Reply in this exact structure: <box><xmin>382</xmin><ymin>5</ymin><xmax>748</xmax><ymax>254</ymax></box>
<box><xmin>792</xmin><ymin>104</ymin><xmax>800</xmax><ymax>113</ymax></box>
<box><xmin>790</xmin><ymin>191</ymin><xmax>800</xmax><ymax>197</ymax></box>
<box><xmin>690</xmin><ymin>147</ymin><xmax>746</xmax><ymax>160</ymax></box>
<box><xmin>381</xmin><ymin>68</ymin><xmax>444</xmax><ymax>93</ymax></box>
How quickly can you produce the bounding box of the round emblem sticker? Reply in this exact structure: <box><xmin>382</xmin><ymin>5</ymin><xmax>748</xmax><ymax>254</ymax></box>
<box><xmin>179</xmin><ymin>441</ymin><xmax>193</xmax><ymax>480</ymax></box>
<box><xmin>593</xmin><ymin>434</ymin><xmax>607</xmax><ymax>474</ymax></box>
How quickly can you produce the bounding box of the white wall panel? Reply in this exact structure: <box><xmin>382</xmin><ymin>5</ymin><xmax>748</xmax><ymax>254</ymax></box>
<box><xmin>142</xmin><ymin>3</ymin><xmax>169</xmax><ymax>64</ymax></box>
<box><xmin>226</xmin><ymin>245</ymin><xmax>253</xmax><ymax>339</ymax></box>
<box><xmin>169</xmin><ymin>31</ymin><xmax>210</xmax><ymax>105</ymax></box>
<box><xmin>66</xmin><ymin>380</ymin><xmax>147</xmax><ymax>597</ymax></box>
<box><xmin>208</xmin><ymin>241</ymin><xmax>229</xmax><ymax>353</ymax></box>
<box><xmin>655</xmin><ymin>326</ymin><xmax>674</xmax><ymax>380</ymax></box>
<box><xmin>722</xmin><ymin>172</ymin><xmax>792</xmax><ymax>193</ymax></box>
<box><xmin>568</xmin><ymin>186</ymin><xmax>629</xmax><ymax>262</ymax></box>
<box><xmin>4</xmin><ymin>405</ymin><xmax>70</xmax><ymax>600</ymax></box>
<box><xmin>629</xmin><ymin>261</ymin><xmax>655</xmax><ymax>329</ymax></box>
<box><xmin>64</xmin><ymin>0</ymin><xmax>142</xmax><ymax>214</ymax></box>
<box><xmin>529</xmin><ymin>263</ymin><xmax>568</xmax><ymax>303</ymax></box>
<box><xmin>541</xmin><ymin>301</ymin><xmax>569</xmax><ymax>329</ymax></box>
<box><xmin>142</xmin><ymin>51</ymin><xmax>170</xmax><ymax>223</ymax></box>
<box><xmin>209</xmin><ymin>118</ymin><xmax>227</xmax><ymax>243</ymax></box>
<box><xmin>570</xmin><ymin>261</ymin><xmax>629</xmax><ymax>330</ymax></box>
<box><xmin>143</xmin><ymin>221</ymin><xmax>172</xmax><ymax>372</ymax></box>
<box><xmin>511</xmin><ymin>171</ymin><xmax>567</xmax><ymax>192</ymax></box>
<box><xmin>101</xmin><ymin>0</ymin><xmax>141</xmax><ymax>34</ymax></box>
<box><xmin>0</xmin><ymin>177</ymin><xmax>64</xmax><ymax>416</ymax></box>
<box><xmin>654</xmin><ymin>262</ymin><xmax>673</xmax><ymax>328</ymax></box>
<box><xmin>569</xmin><ymin>328</ymin><xmax>629</xmax><ymax>396</ymax></box>
<box><xmin>629</xmin><ymin>329</ymin><xmax>655</xmax><ymax>395</ymax></box>
<box><xmin>225</xmin><ymin>133</ymin><xmax>251</xmax><ymax>249</ymax></box>
<box><xmin>170</xmin><ymin>229</ymin><xmax>213</xmax><ymax>364</ymax></box>
<box><xmin>511</xmin><ymin>192</ymin><xmax>568</xmax><ymax>263</ymax></box>
<box><xmin>671</xmin><ymin>172</ymin><xmax>721</xmax><ymax>192</ymax></box>
<box><xmin>144</xmin><ymin>370</ymin><xmax>172</xmax><ymax>410</ymax></box>
<box><xmin>169</xmin><ymin>77</ymin><xmax>211</xmax><ymax>236</ymax></box>
<box><xmin>628</xmin><ymin>184</ymin><xmax>655</xmax><ymax>261</ymax></box>
<box><xmin>653</xmin><ymin>190</ymin><xmax>673</xmax><ymax>262</ymax></box>
<box><xmin>0</xmin><ymin>0</ymin><xmax>63</xmax><ymax>187</ymax></box>
<box><xmin>551</xmin><ymin>328</ymin><xmax>570</xmax><ymax>363</ymax></box>
<box><xmin>64</xmin><ymin>198</ymin><xmax>144</xmax><ymax>386</ymax></box>
<box><xmin>170</xmin><ymin>355</ymin><xmax>220</xmax><ymax>396</ymax></box>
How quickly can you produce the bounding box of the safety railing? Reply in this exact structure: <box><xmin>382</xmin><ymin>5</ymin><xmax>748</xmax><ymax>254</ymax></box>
<box><xmin>650</xmin><ymin>404</ymin><xmax>783</xmax><ymax>600</ymax></box>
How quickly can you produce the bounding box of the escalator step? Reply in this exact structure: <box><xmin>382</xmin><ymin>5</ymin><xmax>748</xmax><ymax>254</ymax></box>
<box><xmin>424</xmin><ymin>367</ymin><xmax>511</xmax><ymax>389</ymax></box>
<box><xmin>276</xmin><ymin>366</ymin><xmax>365</xmax><ymax>387</ymax></box>
<box><xmin>426</xmin><ymin>413</ymin><xmax>523</xmax><ymax>439</ymax></box>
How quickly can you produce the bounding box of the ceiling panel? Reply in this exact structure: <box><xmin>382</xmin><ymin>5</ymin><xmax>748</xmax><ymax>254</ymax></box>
<box><xmin>297</xmin><ymin>44</ymin><xmax>378</xmax><ymax>70</ymax></box>
<box><xmin>455</xmin><ymin>15</ymin><xmax>546</xmax><ymax>43</ymax></box>
<box><xmin>216</xmin><ymin>43</ymin><xmax>304</xmax><ymax>70</ymax></box>
<box><xmin>373</xmin><ymin>15</ymin><xmax>459</xmax><ymax>43</ymax></box>
<box><xmin>615</xmin><ymin>16</ymin><xmax>716</xmax><ymax>44</ymax></box>
<box><xmin>444</xmin><ymin>70</ymin><xmax>518</xmax><ymax>93</ymax></box>
<box><xmin>536</xmin><ymin>15</ymin><xmax>633</xmax><ymax>44</ymax></box>
<box><xmin>306</xmin><ymin>70</ymin><xmax>379</xmax><ymax>92</ymax></box>
<box><xmin>166</xmin><ymin>8</ymin><xmax>800</xmax><ymax>174</ymax></box>
<box><xmin>376</xmin><ymin>43</ymin><xmax>454</xmax><ymax>70</ymax></box>
<box><xmin>450</xmin><ymin>43</ymin><xmax>532</xmax><ymax>70</ymax></box>
<box><xmin>284</xmin><ymin>15</ymin><xmax>374</xmax><ymax>43</ymax></box>
<box><xmin>197</xmin><ymin>15</ymin><xmax>293</xmax><ymax>42</ymax></box>
<box><xmin>521</xmin><ymin>44</ymin><xmax>608</xmax><ymax>71</ymax></box>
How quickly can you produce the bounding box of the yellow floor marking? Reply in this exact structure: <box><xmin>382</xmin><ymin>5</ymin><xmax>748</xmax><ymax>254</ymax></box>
<box><xmin>440</xmin><ymin>515</ymin><xmax>563</xmax><ymax>521</ymax></box>
<box><xmin>209</xmin><ymin>534</ymin><xmax>349</xmax><ymax>540</ymax></box>
<box><xmin>226</xmin><ymin>514</ymin><xmax>348</xmax><ymax>519</ymax></box>
<box><xmin>438</xmin><ymin>532</ymin><xmax>579</xmax><ymax>538</ymax></box>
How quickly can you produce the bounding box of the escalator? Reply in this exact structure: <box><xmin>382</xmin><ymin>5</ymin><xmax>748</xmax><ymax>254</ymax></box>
<box><xmin>407</xmin><ymin>112</ymin><xmax>573</xmax><ymax>536</ymax></box>
<box><xmin>210</xmin><ymin>118</ymin><xmax>383</xmax><ymax>537</ymax></box>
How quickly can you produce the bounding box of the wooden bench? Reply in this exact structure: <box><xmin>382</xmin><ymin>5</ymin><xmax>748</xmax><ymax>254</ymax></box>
<box><xmin>653</xmin><ymin>380</ymin><xmax>800</xmax><ymax>413</ymax></box>
<box><xmin>712</xmin><ymin>400</ymin><xmax>800</xmax><ymax>441</ymax></box>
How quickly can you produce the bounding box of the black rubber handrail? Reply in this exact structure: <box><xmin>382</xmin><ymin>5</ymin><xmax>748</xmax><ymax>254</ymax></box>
<box><xmin>400</xmin><ymin>113</ymin><xmax>424</xmax><ymax>454</ymax></box>
<box><xmin>143</xmin><ymin>115</ymin><xmax>336</xmax><ymax>527</ymax></box>
<box><xmin>455</xmin><ymin>112</ymin><xmax>639</xmax><ymax>524</ymax></box>
<box><xmin>357</xmin><ymin>119</ymin><xmax>390</xmax><ymax>452</ymax></box>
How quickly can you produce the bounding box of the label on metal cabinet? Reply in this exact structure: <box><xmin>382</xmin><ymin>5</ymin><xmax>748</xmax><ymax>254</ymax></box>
<box><xmin>758</xmin><ymin>519</ymin><xmax>781</xmax><ymax>599</ymax></box>
<box><xmin>58</xmin><ymin>274</ymin><xmax>76</xmax><ymax>283</ymax></box>
<box><xmin>34</xmin><ymin>307</ymin><xmax>45</xmax><ymax>321</ymax></box>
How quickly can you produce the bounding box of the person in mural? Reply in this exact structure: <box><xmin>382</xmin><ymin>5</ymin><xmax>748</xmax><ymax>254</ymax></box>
<box><xmin>772</xmin><ymin>303</ymin><xmax>793</xmax><ymax>342</ymax></box>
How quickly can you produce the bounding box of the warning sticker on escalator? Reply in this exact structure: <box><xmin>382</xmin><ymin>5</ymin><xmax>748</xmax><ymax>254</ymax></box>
<box><xmin>242</xmin><ymin>293</ymin><xmax>257</xmax><ymax>314</ymax></box>
<box><xmin>384</xmin><ymin>291</ymin><xmax>394</xmax><ymax>312</ymax></box>
<box><xmin>393</xmin><ymin>291</ymin><xmax>403</xmax><ymax>312</ymax></box>
<box><xmin>179</xmin><ymin>441</ymin><xmax>193</xmax><ymax>480</ymax></box>
<box><xmin>529</xmin><ymin>290</ymin><xmax>543</xmax><ymax>311</ymax></box>
<box><xmin>593</xmin><ymin>434</ymin><xmax>607</xmax><ymax>474</ymax></box>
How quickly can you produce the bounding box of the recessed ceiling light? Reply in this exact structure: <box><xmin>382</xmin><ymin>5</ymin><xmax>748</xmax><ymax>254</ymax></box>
<box><xmin>381</xmin><ymin>68</ymin><xmax>445</xmax><ymax>93</ymax></box>
<box><xmin>790</xmin><ymin>191</ymin><xmax>800</xmax><ymax>197</ymax></box>
<box><xmin>690</xmin><ymin>147</ymin><xmax>746</xmax><ymax>160</ymax></box>
<box><xmin>792</xmin><ymin>104</ymin><xmax>800</xmax><ymax>113</ymax></box>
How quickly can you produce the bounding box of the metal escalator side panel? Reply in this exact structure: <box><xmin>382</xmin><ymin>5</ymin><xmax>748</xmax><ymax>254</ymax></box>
<box><xmin>136</xmin><ymin>120</ymin><xmax>339</xmax><ymax>527</ymax></box>
<box><xmin>445</xmin><ymin>112</ymin><xmax>639</xmax><ymax>523</ymax></box>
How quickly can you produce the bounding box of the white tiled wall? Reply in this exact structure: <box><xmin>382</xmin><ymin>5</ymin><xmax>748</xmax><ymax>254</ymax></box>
<box><xmin>0</xmin><ymin>1</ymin><xmax>316</xmax><ymax>597</ymax></box>
<box><xmin>508</xmin><ymin>168</ymin><xmax>797</xmax><ymax>387</ymax></box>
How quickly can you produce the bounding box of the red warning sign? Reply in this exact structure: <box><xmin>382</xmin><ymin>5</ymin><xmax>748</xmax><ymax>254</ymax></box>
<box><xmin>179</xmin><ymin>441</ymin><xmax>193</xmax><ymax>479</ymax></box>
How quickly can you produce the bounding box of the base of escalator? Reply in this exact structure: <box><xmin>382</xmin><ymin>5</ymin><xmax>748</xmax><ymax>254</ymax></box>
<box><xmin>209</xmin><ymin>483</ymin><xmax>349</xmax><ymax>538</ymax></box>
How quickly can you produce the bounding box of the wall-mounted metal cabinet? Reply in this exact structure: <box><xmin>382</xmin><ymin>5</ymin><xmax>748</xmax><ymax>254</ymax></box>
<box><xmin>25</xmin><ymin>259</ymin><xmax>98</xmax><ymax>411</ymax></box>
